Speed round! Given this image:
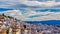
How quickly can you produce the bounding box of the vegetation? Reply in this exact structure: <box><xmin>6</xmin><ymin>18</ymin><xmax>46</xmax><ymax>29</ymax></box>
<box><xmin>0</xmin><ymin>13</ymin><xmax>14</xmax><ymax>19</ymax></box>
<box><xmin>2</xmin><ymin>13</ymin><xmax>7</xmax><ymax>17</ymax></box>
<box><xmin>7</xmin><ymin>16</ymin><xmax>13</xmax><ymax>19</ymax></box>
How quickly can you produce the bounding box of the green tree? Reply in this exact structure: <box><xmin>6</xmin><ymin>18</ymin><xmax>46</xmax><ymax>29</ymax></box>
<box><xmin>2</xmin><ymin>13</ymin><xmax>5</xmax><ymax>16</ymax></box>
<box><xmin>8</xmin><ymin>16</ymin><xmax>14</xmax><ymax>19</ymax></box>
<box><xmin>2</xmin><ymin>13</ymin><xmax>6</xmax><ymax>17</ymax></box>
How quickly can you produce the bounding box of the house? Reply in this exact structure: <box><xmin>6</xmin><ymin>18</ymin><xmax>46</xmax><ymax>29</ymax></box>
<box><xmin>12</xmin><ymin>25</ymin><xmax>20</xmax><ymax>34</ymax></box>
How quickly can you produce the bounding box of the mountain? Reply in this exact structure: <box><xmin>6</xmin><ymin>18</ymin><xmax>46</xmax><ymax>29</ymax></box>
<box><xmin>25</xmin><ymin>20</ymin><xmax>60</xmax><ymax>25</ymax></box>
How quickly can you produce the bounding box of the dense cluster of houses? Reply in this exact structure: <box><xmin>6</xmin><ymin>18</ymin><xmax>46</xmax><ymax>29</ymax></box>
<box><xmin>0</xmin><ymin>14</ymin><xmax>60</xmax><ymax>34</ymax></box>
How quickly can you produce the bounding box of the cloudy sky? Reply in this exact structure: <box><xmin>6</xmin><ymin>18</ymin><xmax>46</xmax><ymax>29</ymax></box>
<box><xmin>0</xmin><ymin>0</ymin><xmax>60</xmax><ymax>21</ymax></box>
<box><xmin>0</xmin><ymin>0</ymin><xmax>60</xmax><ymax>8</ymax></box>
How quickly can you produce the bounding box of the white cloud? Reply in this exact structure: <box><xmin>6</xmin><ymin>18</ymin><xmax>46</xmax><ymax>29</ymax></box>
<box><xmin>2</xmin><ymin>10</ymin><xmax>29</xmax><ymax>20</ymax></box>
<box><xmin>0</xmin><ymin>0</ymin><xmax>28</xmax><ymax>8</ymax></box>
<box><xmin>1</xmin><ymin>10</ymin><xmax>60</xmax><ymax>21</ymax></box>
<box><xmin>0</xmin><ymin>0</ymin><xmax>60</xmax><ymax>8</ymax></box>
<box><xmin>24</xmin><ymin>12</ymin><xmax>60</xmax><ymax>21</ymax></box>
<box><xmin>0</xmin><ymin>0</ymin><xmax>60</xmax><ymax>21</ymax></box>
<box><xmin>23</xmin><ymin>1</ymin><xmax>60</xmax><ymax>7</ymax></box>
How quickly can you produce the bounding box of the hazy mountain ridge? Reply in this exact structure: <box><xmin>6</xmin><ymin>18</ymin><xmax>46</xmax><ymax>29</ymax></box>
<box><xmin>25</xmin><ymin>20</ymin><xmax>60</xmax><ymax>26</ymax></box>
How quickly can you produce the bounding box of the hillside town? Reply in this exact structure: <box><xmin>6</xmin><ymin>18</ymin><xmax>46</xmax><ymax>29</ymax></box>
<box><xmin>0</xmin><ymin>13</ymin><xmax>60</xmax><ymax>34</ymax></box>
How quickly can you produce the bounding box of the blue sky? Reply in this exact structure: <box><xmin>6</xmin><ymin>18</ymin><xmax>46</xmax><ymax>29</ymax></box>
<box><xmin>0</xmin><ymin>0</ymin><xmax>60</xmax><ymax>21</ymax></box>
